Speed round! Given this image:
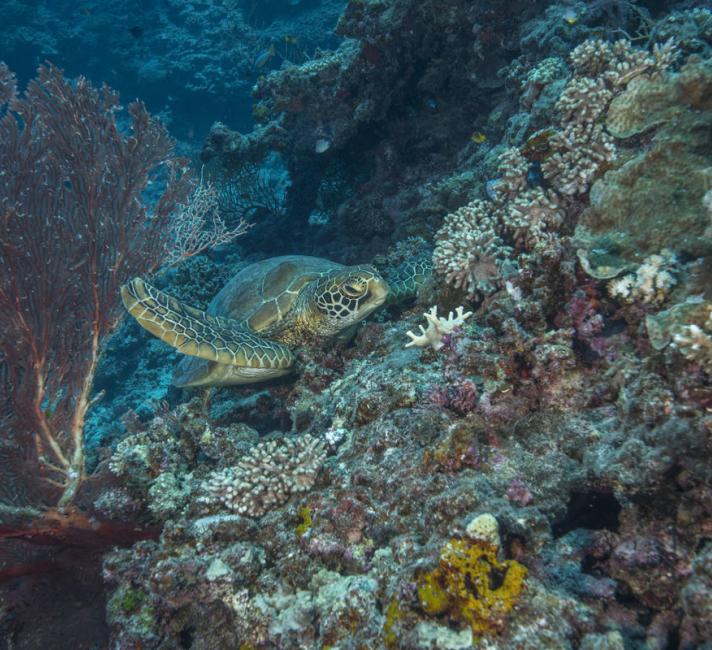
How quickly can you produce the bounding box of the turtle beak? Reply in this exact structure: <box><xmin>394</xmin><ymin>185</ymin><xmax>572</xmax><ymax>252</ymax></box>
<box><xmin>369</xmin><ymin>277</ymin><xmax>390</xmax><ymax>308</ymax></box>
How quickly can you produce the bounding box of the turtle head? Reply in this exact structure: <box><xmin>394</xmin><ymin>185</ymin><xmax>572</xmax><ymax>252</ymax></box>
<box><xmin>313</xmin><ymin>265</ymin><xmax>390</xmax><ymax>331</ymax></box>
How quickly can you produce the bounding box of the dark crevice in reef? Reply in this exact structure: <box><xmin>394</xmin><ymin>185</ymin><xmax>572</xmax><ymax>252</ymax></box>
<box><xmin>553</xmin><ymin>491</ymin><xmax>622</xmax><ymax>538</ymax></box>
<box><xmin>624</xmin><ymin>592</ymin><xmax>655</xmax><ymax>628</ymax></box>
<box><xmin>179</xmin><ymin>625</ymin><xmax>196</xmax><ymax>649</ymax></box>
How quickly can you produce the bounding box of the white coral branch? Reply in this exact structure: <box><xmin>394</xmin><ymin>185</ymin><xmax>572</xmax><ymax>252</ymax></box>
<box><xmin>405</xmin><ymin>305</ymin><xmax>472</xmax><ymax>351</ymax></box>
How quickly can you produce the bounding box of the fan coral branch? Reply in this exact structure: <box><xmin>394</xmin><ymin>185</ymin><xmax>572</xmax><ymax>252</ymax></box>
<box><xmin>0</xmin><ymin>64</ymin><xmax>192</xmax><ymax>510</ymax></box>
<box><xmin>165</xmin><ymin>179</ymin><xmax>252</xmax><ymax>267</ymax></box>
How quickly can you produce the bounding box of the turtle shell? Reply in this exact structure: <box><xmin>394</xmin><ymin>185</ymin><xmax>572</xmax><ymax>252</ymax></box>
<box><xmin>210</xmin><ymin>255</ymin><xmax>342</xmax><ymax>331</ymax></box>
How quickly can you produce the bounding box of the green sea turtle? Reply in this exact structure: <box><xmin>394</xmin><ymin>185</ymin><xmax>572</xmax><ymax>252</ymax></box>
<box><xmin>121</xmin><ymin>255</ymin><xmax>393</xmax><ymax>388</ymax></box>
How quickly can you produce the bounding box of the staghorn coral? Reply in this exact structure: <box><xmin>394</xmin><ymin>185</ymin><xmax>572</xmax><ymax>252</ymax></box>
<box><xmin>198</xmin><ymin>434</ymin><xmax>327</xmax><ymax>517</ymax></box>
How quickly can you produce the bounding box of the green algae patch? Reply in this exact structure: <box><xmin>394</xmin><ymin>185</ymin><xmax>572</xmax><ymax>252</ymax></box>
<box><xmin>108</xmin><ymin>586</ymin><xmax>146</xmax><ymax>616</ymax></box>
<box><xmin>295</xmin><ymin>505</ymin><xmax>313</xmax><ymax>537</ymax></box>
<box><xmin>383</xmin><ymin>597</ymin><xmax>405</xmax><ymax>649</ymax></box>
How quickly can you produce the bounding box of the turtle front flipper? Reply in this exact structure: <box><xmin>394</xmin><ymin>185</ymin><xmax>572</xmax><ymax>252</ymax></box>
<box><xmin>120</xmin><ymin>278</ymin><xmax>294</xmax><ymax>373</ymax></box>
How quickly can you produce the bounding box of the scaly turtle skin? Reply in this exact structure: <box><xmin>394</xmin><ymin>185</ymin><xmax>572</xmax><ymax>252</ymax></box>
<box><xmin>121</xmin><ymin>255</ymin><xmax>390</xmax><ymax>387</ymax></box>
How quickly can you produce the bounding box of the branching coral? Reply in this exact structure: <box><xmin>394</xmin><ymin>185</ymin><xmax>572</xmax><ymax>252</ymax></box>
<box><xmin>607</xmin><ymin>250</ymin><xmax>677</xmax><ymax>307</ymax></box>
<box><xmin>432</xmin><ymin>199</ymin><xmax>512</xmax><ymax>296</ymax></box>
<box><xmin>405</xmin><ymin>306</ymin><xmax>473</xmax><ymax>351</ymax></box>
<box><xmin>503</xmin><ymin>188</ymin><xmax>565</xmax><ymax>249</ymax></box>
<box><xmin>432</xmin><ymin>144</ymin><xmax>565</xmax><ymax>295</ymax></box>
<box><xmin>542</xmin><ymin>38</ymin><xmax>678</xmax><ymax>196</ymax></box>
<box><xmin>608</xmin><ymin>250</ymin><xmax>676</xmax><ymax>305</ymax></box>
<box><xmin>493</xmin><ymin>148</ymin><xmax>530</xmax><ymax>201</ymax></box>
<box><xmin>434</xmin><ymin>43</ymin><xmax>678</xmax><ymax>302</ymax></box>
<box><xmin>671</xmin><ymin>305</ymin><xmax>712</xmax><ymax>373</ymax></box>
<box><xmin>520</xmin><ymin>57</ymin><xmax>568</xmax><ymax>109</ymax></box>
<box><xmin>198</xmin><ymin>434</ymin><xmax>327</xmax><ymax>517</ymax></box>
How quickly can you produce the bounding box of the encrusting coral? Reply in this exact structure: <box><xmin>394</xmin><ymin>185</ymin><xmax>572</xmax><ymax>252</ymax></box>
<box><xmin>416</xmin><ymin>537</ymin><xmax>527</xmax><ymax>638</ymax></box>
<box><xmin>575</xmin><ymin>53</ymin><xmax>712</xmax><ymax>279</ymax></box>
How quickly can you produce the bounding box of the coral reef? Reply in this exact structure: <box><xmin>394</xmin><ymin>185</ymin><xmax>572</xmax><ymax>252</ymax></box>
<box><xmin>574</xmin><ymin>54</ymin><xmax>712</xmax><ymax>277</ymax></box>
<box><xmin>4</xmin><ymin>2</ymin><xmax>712</xmax><ymax>649</ymax></box>
<box><xmin>93</xmin><ymin>17</ymin><xmax>712</xmax><ymax>646</ymax></box>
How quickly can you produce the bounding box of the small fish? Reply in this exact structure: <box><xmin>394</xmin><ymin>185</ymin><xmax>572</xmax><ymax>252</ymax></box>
<box><xmin>470</xmin><ymin>131</ymin><xmax>487</xmax><ymax>145</ymax></box>
<box><xmin>562</xmin><ymin>7</ymin><xmax>578</xmax><ymax>25</ymax></box>
<box><xmin>314</xmin><ymin>138</ymin><xmax>331</xmax><ymax>154</ymax></box>
<box><xmin>255</xmin><ymin>44</ymin><xmax>276</xmax><ymax>69</ymax></box>
<box><xmin>129</xmin><ymin>25</ymin><xmax>144</xmax><ymax>39</ymax></box>
<box><xmin>426</xmin><ymin>97</ymin><xmax>438</xmax><ymax>110</ymax></box>
<box><xmin>284</xmin><ymin>35</ymin><xmax>298</xmax><ymax>45</ymax></box>
<box><xmin>485</xmin><ymin>179</ymin><xmax>501</xmax><ymax>201</ymax></box>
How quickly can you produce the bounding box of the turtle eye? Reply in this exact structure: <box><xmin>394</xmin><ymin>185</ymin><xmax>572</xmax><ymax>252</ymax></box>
<box><xmin>342</xmin><ymin>280</ymin><xmax>366</xmax><ymax>298</ymax></box>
